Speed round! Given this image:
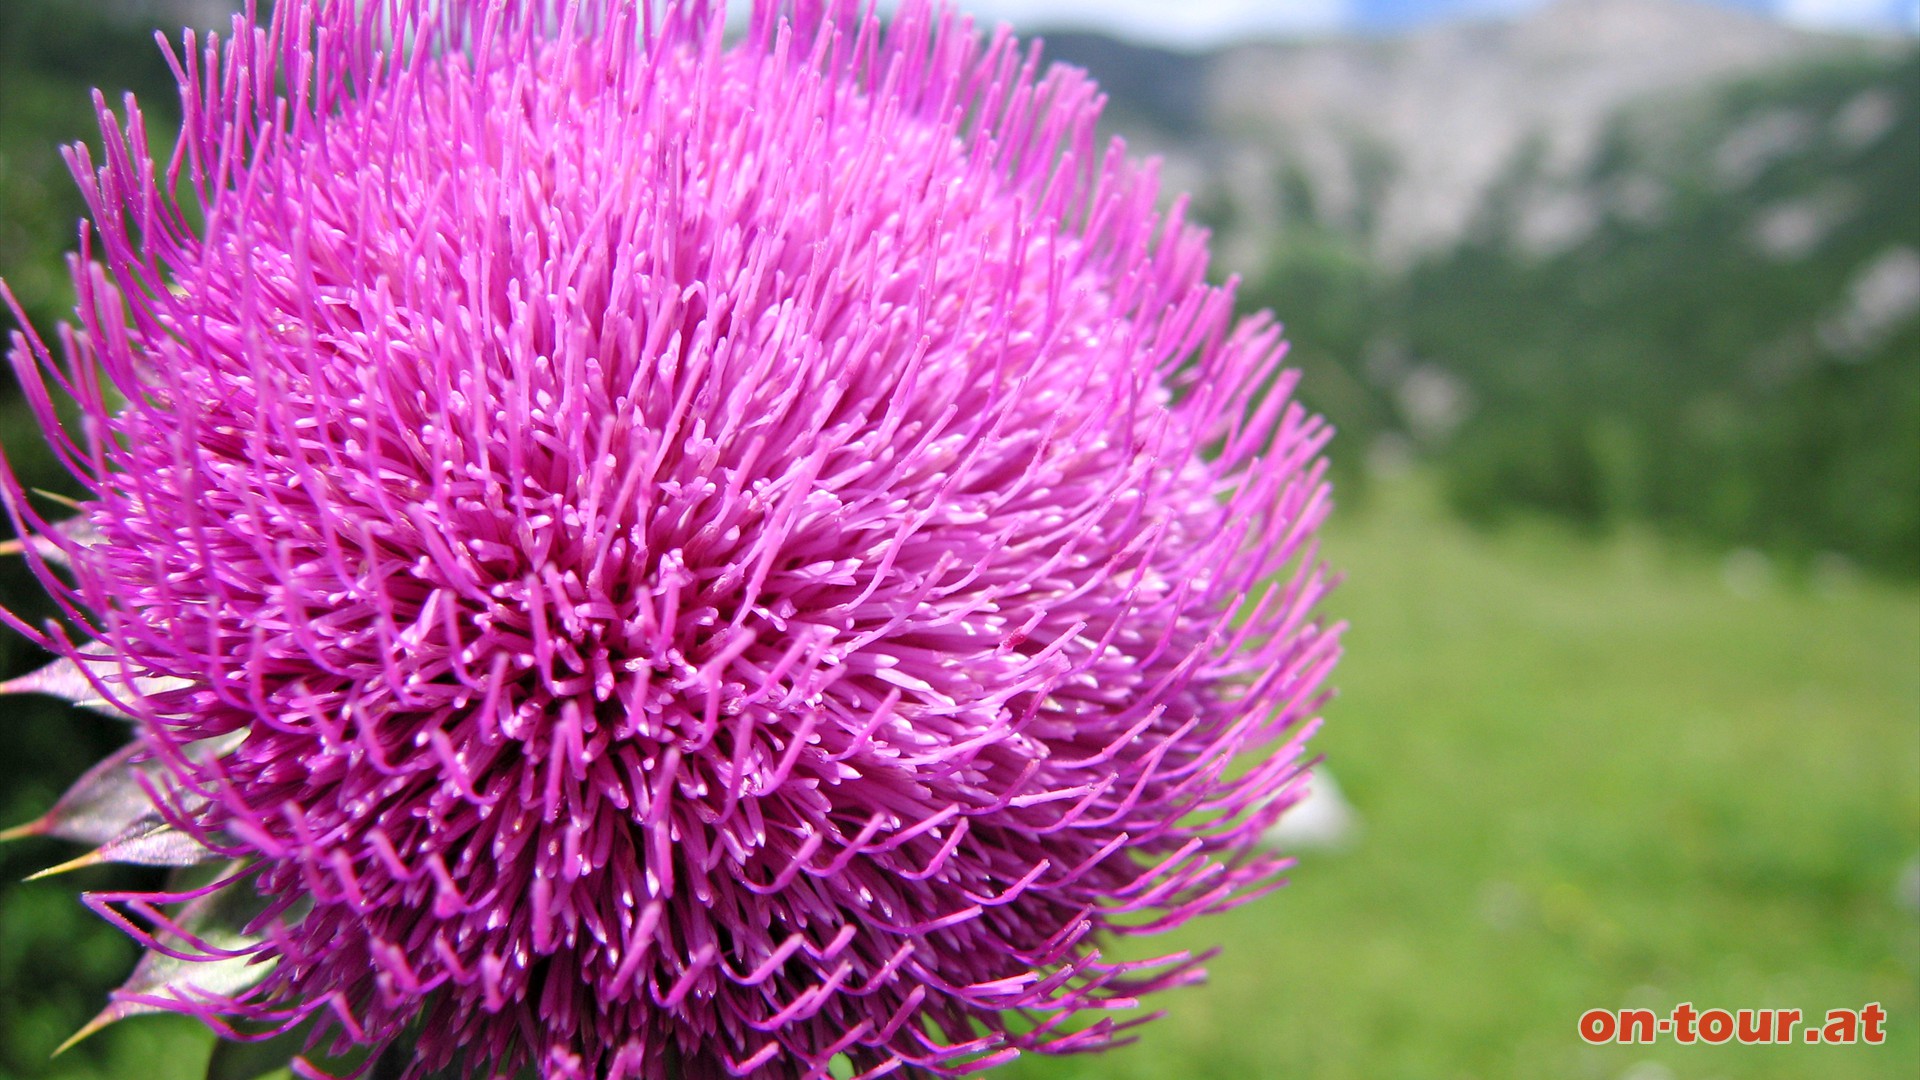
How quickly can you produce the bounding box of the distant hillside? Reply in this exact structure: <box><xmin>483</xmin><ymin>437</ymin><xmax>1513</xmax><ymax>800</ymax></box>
<box><xmin>1220</xmin><ymin>44</ymin><xmax>1919</xmax><ymax>575</ymax></box>
<box><xmin>1026</xmin><ymin>32</ymin><xmax>1212</xmax><ymax>135</ymax></box>
<box><xmin>1026</xmin><ymin>0</ymin><xmax>1917</xmax><ymax>574</ymax></box>
<box><xmin>1022</xmin><ymin>0</ymin><xmax>1896</xmax><ymax>270</ymax></box>
<box><xmin>1404</xmin><ymin>50</ymin><xmax>1919</xmax><ymax>573</ymax></box>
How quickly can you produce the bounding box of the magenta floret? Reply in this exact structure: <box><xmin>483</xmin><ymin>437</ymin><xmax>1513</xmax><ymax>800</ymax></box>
<box><xmin>0</xmin><ymin>2</ymin><xmax>1340</xmax><ymax>1077</ymax></box>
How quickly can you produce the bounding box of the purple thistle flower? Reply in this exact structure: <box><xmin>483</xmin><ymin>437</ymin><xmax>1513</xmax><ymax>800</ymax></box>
<box><xmin>0</xmin><ymin>1</ymin><xmax>1340</xmax><ymax>1077</ymax></box>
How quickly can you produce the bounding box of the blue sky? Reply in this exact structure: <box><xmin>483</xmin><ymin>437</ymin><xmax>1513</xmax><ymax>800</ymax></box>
<box><xmin>909</xmin><ymin>0</ymin><xmax>1918</xmax><ymax>47</ymax></box>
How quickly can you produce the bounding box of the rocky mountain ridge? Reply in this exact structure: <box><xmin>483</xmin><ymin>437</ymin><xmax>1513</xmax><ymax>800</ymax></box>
<box><xmin>1044</xmin><ymin>0</ymin><xmax>1903</xmax><ymax>271</ymax></box>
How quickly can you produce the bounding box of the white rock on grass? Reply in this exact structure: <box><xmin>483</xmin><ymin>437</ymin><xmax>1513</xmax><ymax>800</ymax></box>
<box><xmin>1263</xmin><ymin>768</ymin><xmax>1360</xmax><ymax>852</ymax></box>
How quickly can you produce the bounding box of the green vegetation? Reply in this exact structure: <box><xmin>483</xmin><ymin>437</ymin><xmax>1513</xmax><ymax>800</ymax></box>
<box><xmin>1002</xmin><ymin>474</ymin><xmax>1919</xmax><ymax>1079</ymax></box>
<box><xmin>1419</xmin><ymin>53</ymin><xmax>1920</xmax><ymax>577</ymax></box>
<box><xmin>1242</xmin><ymin>49</ymin><xmax>1920</xmax><ymax>578</ymax></box>
<box><xmin>4</xmin><ymin>476</ymin><xmax>1914</xmax><ymax>1078</ymax></box>
<box><xmin>0</xmin><ymin>0</ymin><xmax>185</xmax><ymax>335</ymax></box>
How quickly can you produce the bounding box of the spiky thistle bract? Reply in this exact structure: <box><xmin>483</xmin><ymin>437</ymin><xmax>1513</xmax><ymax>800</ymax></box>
<box><xmin>0</xmin><ymin>1</ymin><xmax>1340</xmax><ymax>1076</ymax></box>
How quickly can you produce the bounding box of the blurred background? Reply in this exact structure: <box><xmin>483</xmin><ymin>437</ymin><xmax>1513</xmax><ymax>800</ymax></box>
<box><xmin>0</xmin><ymin>0</ymin><xmax>1914</xmax><ymax>1077</ymax></box>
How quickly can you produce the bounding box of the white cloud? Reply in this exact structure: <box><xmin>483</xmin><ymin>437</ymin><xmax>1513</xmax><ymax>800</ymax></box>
<box><xmin>1776</xmin><ymin>0</ymin><xmax>1917</xmax><ymax>32</ymax></box>
<box><xmin>725</xmin><ymin>1</ymin><xmax>1918</xmax><ymax>45</ymax></box>
<box><xmin>903</xmin><ymin>0</ymin><xmax>1351</xmax><ymax>48</ymax></box>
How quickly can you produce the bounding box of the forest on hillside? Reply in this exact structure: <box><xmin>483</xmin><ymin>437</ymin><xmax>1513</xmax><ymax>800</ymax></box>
<box><xmin>1241</xmin><ymin>49</ymin><xmax>1919</xmax><ymax>576</ymax></box>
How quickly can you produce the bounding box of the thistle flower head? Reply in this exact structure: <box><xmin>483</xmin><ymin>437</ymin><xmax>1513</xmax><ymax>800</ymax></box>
<box><xmin>0</xmin><ymin>1</ymin><xmax>1339</xmax><ymax>1077</ymax></box>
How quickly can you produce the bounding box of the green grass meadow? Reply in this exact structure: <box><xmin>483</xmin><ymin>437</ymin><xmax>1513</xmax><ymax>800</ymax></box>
<box><xmin>1001</xmin><ymin>476</ymin><xmax>1920</xmax><ymax>1080</ymax></box>
<box><xmin>4</xmin><ymin>476</ymin><xmax>1915</xmax><ymax>1079</ymax></box>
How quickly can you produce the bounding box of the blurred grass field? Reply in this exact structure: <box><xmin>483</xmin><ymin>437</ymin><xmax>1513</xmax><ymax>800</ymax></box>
<box><xmin>1003</xmin><ymin>474</ymin><xmax>1920</xmax><ymax>1080</ymax></box>
<box><xmin>4</xmin><ymin>474</ymin><xmax>1915</xmax><ymax>1079</ymax></box>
